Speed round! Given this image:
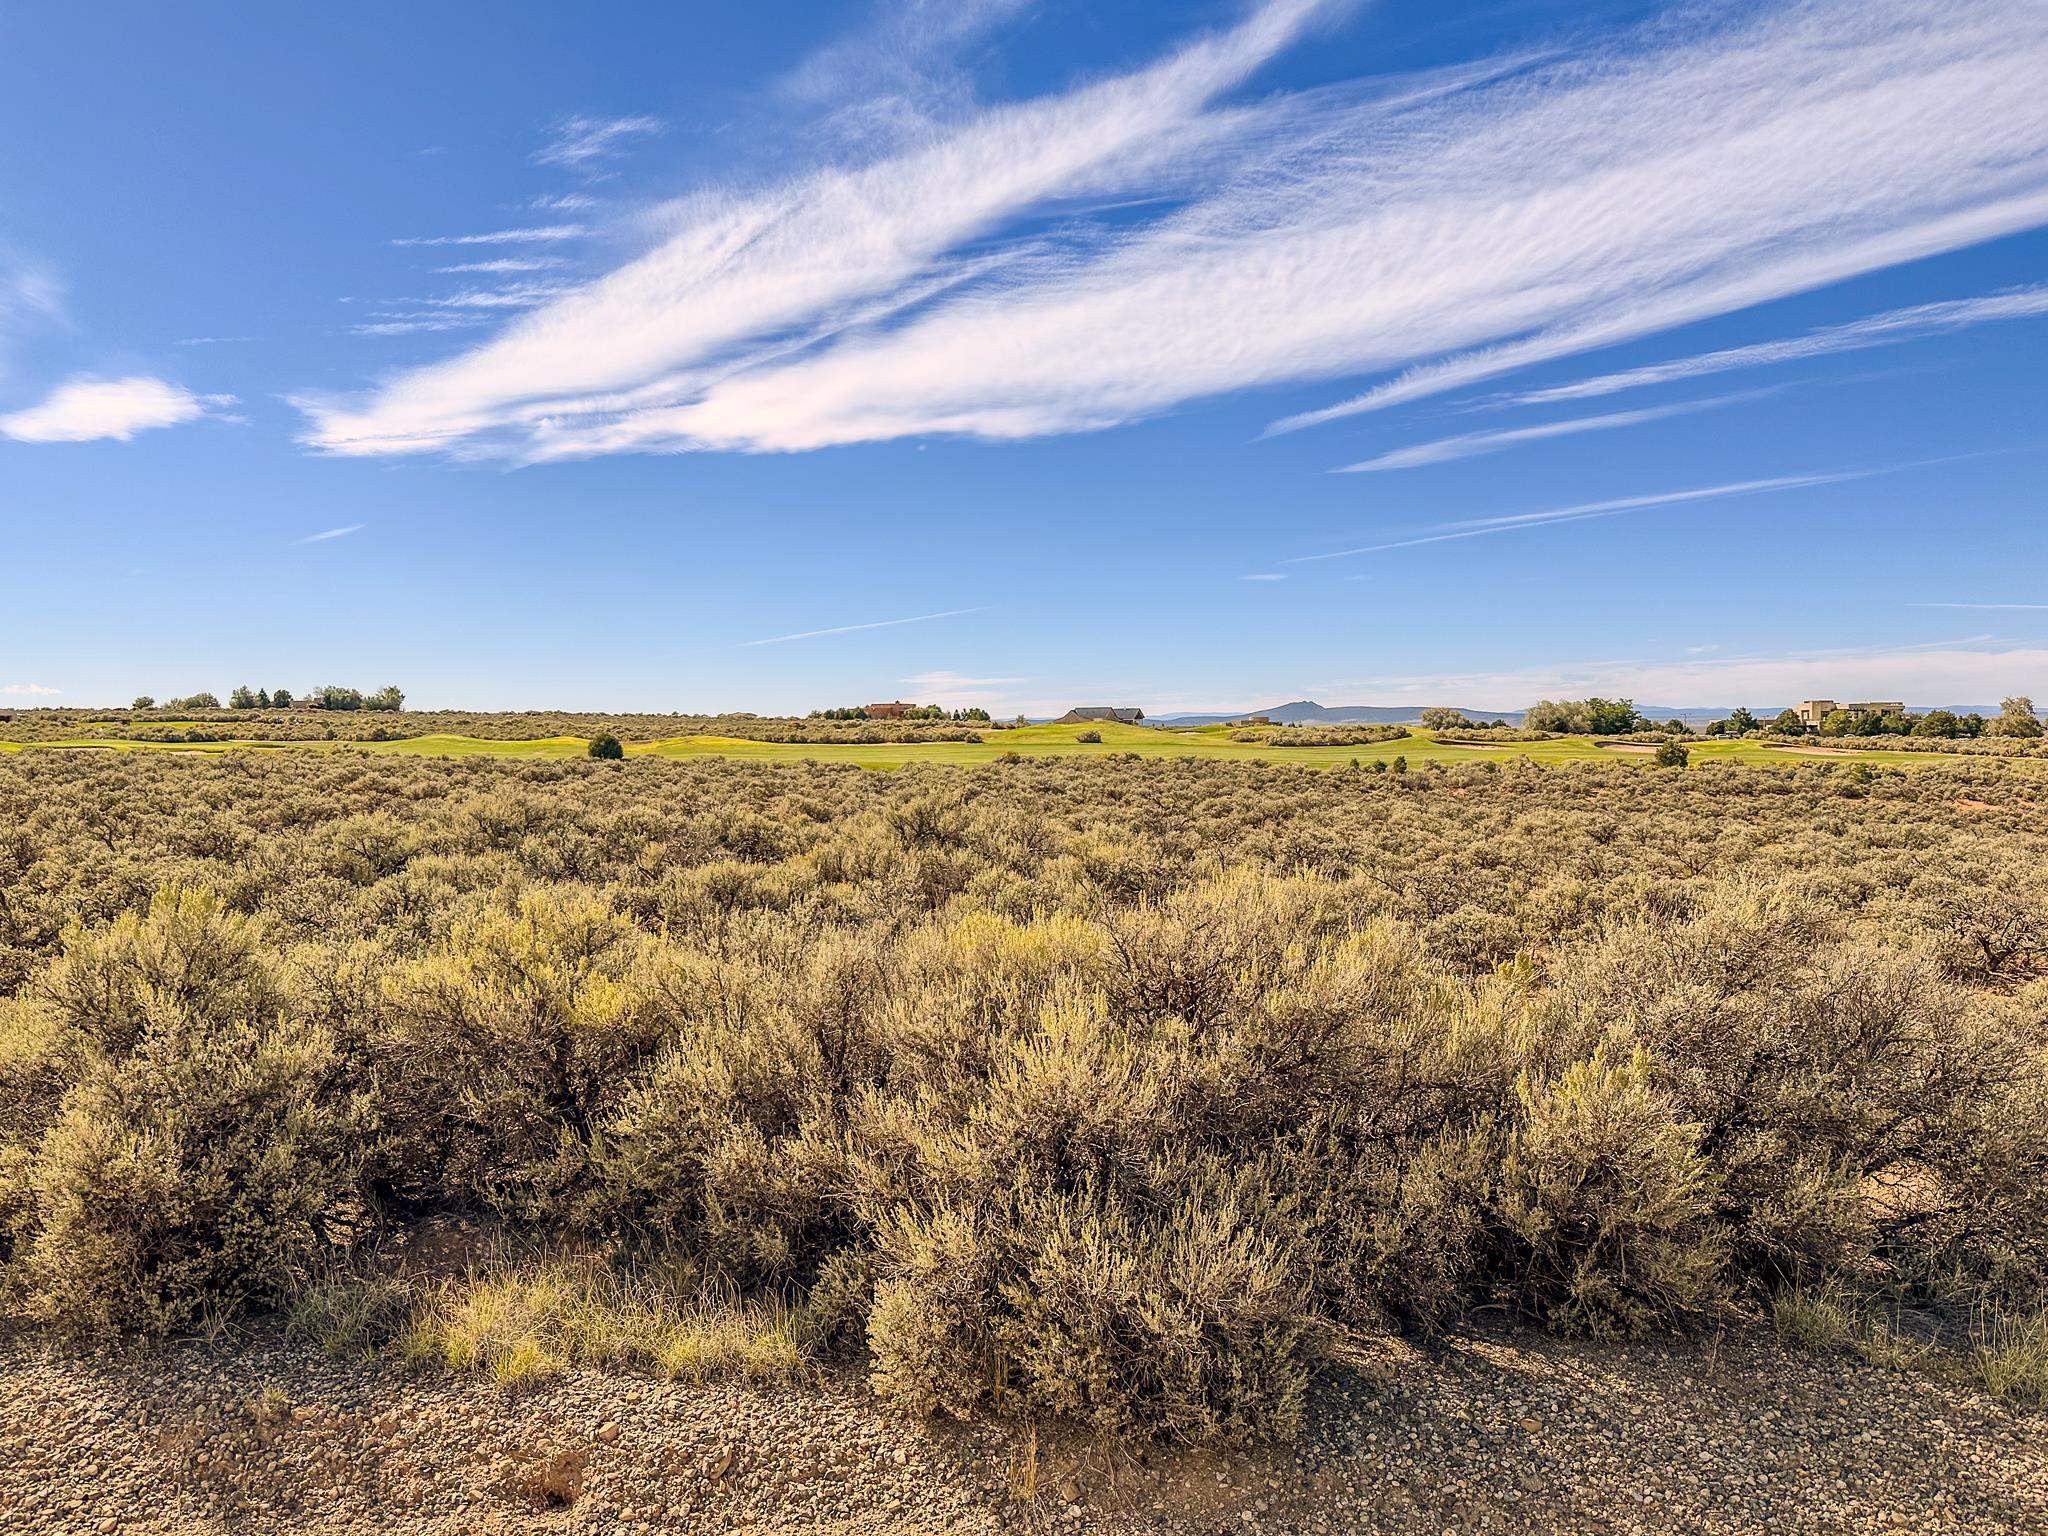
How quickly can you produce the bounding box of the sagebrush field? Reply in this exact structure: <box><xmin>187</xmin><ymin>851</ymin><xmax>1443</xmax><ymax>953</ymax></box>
<box><xmin>1</xmin><ymin>749</ymin><xmax>2044</xmax><ymax>1445</ymax></box>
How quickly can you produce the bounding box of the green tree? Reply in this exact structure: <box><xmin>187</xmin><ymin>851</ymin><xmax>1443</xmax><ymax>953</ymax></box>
<box><xmin>1818</xmin><ymin>710</ymin><xmax>1855</xmax><ymax>737</ymax></box>
<box><xmin>271</xmin><ymin>688</ymin><xmax>294</xmax><ymax>709</ymax></box>
<box><xmin>315</xmin><ymin>686</ymin><xmax>363</xmax><ymax>711</ymax></box>
<box><xmin>1770</xmin><ymin>709</ymin><xmax>1806</xmax><ymax>735</ymax></box>
<box><xmin>1583</xmin><ymin>698</ymin><xmax>1640</xmax><ymax>735</ymax></box>
<box><xmin>1993</xmin><ymin>697</ymin><xmax>2043</xmax><ymax>739</ymax></box>
<box><xmin>1703</xmin><ymin>719</ymin><xmax>1727</xmax><ymax>737</ymax></box>
<box><xmin>1726</xmin><ymin>707</ymin><xmax>1758</xmax><ymax>734</ymax></box>
<box><xmin>1523</xmin><ymin>700</ymin><xmax>1582</xmax><ymax>734</ymax></box>
<box><xmin>588</xmin><ymin>733</ymin><xmax>625</xmax><ymax>760</ymax></box>
<box><xmin>228</xmin><ymin>686</ymin><xmax>259</xmax><ymax>709</ymax></box>
<box><xmin>1420</xmin><ymin>707</ymin><xmax>1469</xmax><ymax>731</ymax></box>
<box><xmin>1911</xmin><ymin>710</ymin><xmax>1960</xmax><ymax>738</ymax></box>
<box><xmin>1654</xmin><ymin>741</ymin><xmax>1690</xmax><ymax>768</ymax></box>
<box><xmin>130</xmin><ymin>696</ymin><xmax>156</xmax><ymax>710</ymax></box>
<box><xmin>364</xmin><ymin>685</ymin><xmax>405</xmax><ymax>712</ymax></box>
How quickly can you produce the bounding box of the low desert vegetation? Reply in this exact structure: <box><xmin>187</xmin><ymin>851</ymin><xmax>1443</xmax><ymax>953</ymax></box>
<box><xmin>1228</xmin><ymin>724</ymin><xmax>1410</xmax><ymax>746</ymax></box>
<box><xmin>0</xmin><ymin>750</ymin><xmax>2043</xmax><ymax>1443</ymax></box>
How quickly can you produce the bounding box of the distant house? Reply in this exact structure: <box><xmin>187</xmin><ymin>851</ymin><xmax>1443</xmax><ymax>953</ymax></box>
<box><xmin>1795</xmin><ymin>699</ymin><xmax>1904</xmax><ymax>729</ymax></box>
<box><xmin>1055</xmin><ymin>706</ymin><xmax>1145</xmax><ymax>725</ymax></box>
<box><xmin>865</xmin><ymin>701</ymin><xmax>914</xmax><ymax>719</ymax></box>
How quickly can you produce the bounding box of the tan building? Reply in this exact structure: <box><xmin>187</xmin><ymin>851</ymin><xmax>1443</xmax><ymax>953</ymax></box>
<box><xmin>1795</xmin><ymin>699</ymin><xmax>1904</xmax><ymax>729</ymax></box>
<box><xmin>864</xmin><ymin>701</ymin><xmax>914</xmax><ymax>719</ymax></box>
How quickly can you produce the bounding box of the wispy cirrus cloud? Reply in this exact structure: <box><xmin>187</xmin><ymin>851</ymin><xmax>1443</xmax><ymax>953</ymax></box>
<box><xmin>352</xmin><ymin>316</ymin><xmax>489</xmax><ymax>337</ymax></box>
<box><xmin>1335</xmin><ymin>392</ymin><xmax>1759</xmax><ymax>474</ymax></box>
<box><xmin>1494</xmin><ymin>285</ymin><xmax>2048</xmax><ymax>408</ymax></box>
<box><xmin>1911</xmin><ymin>601</ymin><xmax>2048</xmax><ymax>611</ymax></box>
<box><xmin>433</xmin><ymin>257</ymin><xmax>570</xmax><ymax>275</ymax></box>
<box><xmin>0</xmin><ymin>376</ymin><xmax>234</xmax><ymax>443</ymax></box>
<box><xmin>405</xmin><ymin>284</ymin><xmax>571</xmax><ymax>311</ymax></box>
<box><xmin>389</xmin><ymin>226</ymin><xmax>588</xmax><ymax>248</ymax></box>
<box><xmin>534</xmin><ymin>115</ymin><xmax>664</xmax><ymax>173</ymax></box>
<box><xmin>296</xmin><ymin>0</ymin><xmax>1334</xmax><ymax>456</ymax></box>
<box><xmin>740</xmin><ymin>605</ymin><xmax>990</xmax><ymax>647</ymax></box>
<box><xmin>1</xmin><ymin>682</ymin><xmax>60</xmax><ymax>697</ymax></box>
<box><xmin>292</xmin><ymin>523</ymin><xmax>365</xmax><ymax>545</ymax></box>
<box><xmin>299</xmin><ymin>0</ymin><xmax>2048</xmax><ymax>463</ymax></box>
<box><xmin>1286</xmin><ymin>471</ymin><xmax>1868</xmax><ymax>562</ymax></box>
<box><xmin>779</xmin><ymin>0</ymin><xmax>1038</xmax><ymax>151</ymax></box>
<box><xmin>1</xmin><ymin>251</ymin><xmax>63</xmax><ymax>376</ymax></box>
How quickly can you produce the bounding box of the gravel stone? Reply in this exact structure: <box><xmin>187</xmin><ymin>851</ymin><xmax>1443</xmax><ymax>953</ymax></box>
<box><xmin>0</xmin><ymin>1324</ymin><xmax>2040</xmax><ymax>1534</ymax></box>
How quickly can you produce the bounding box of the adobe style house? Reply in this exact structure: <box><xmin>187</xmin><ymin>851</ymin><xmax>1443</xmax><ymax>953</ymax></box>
<box><xmin>864</xmin><ymin>701</ymin><xmax>914</xmax><ymax>719</ymax></box>
<box><xmin>1795</xmin><ymin>699</ymin><xmax>1905</xmax><ymax>729</ymax></box>
<box><xmin>1055</xmin><ymin>706</ymin><xmax>1145</xmax><ymax>725</ymax></box>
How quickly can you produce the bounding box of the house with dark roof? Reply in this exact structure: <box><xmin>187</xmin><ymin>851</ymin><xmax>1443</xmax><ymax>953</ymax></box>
<box><xmin>1055</xmin><ymin>706</ymin><xmax>1145</xmax><ymax>725</ymax></box>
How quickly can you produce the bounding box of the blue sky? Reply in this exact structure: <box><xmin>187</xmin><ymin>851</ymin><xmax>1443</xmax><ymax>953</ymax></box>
<box><xmin>2</xmin><ymin>0</ymin><xmax>2044</xmax><ymax>715</ymax></box>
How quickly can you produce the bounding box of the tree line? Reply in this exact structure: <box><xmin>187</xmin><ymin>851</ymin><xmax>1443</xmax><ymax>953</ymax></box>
<box><xmin>128</xmin><ymin>684</ymin><xmax>406</xmax><ymax>713</ymax></box>
<box><xmin>811</xmin><ymin>705</ymin><xmax>992</xmax><ymax>722</ymax></box>
<box><xmin>1704</xmin><ymin>697</ymin><xmax>2042</xmax><ymax>739</ymax></box>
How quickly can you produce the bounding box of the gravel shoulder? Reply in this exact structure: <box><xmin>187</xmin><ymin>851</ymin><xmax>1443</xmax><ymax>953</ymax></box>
<box><xmin>1</xmin><ymin>1323</ymin><xmax>2041</xmax><ymax>1536</ymax></box>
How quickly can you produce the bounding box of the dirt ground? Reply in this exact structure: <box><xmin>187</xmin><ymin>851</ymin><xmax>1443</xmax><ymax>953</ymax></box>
<box><xmin>2</xmin><ymin>1323</ymin><xmax>2042</xmax><ymax>1535</ymax></box>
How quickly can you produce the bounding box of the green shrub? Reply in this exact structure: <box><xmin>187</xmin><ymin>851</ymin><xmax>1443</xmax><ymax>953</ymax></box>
<box><xmin>1492</xmin><ymin>1049</ymin><xmax>1728</xmax><ymax>1336</ymax></box>
<box><xmin>376</xmin><ymin>890</ymin><xmax>673</xmax><ymax>1222</ymax></box>
<box><xmin>19</xmin><ymin>1015</ymin><xmax>369</xmax><ymax>1333</ymax></box>
<box><xmin>587</xmin><ymin>734</ymin><xmax>624</xmax><ymax>760</ymax></box>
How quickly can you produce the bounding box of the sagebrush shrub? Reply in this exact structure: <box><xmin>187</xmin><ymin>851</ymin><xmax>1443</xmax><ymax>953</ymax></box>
<box><xmin>21</xmin><ymin>1016</ymin><xmax>368</xmax><ymax>1333</ymax></box>
<box><xmin>1492</xmin><ymin>1049</ymin><xmax>1729</xmax><ymax>1336</ymax></box>
<box><xmin>1</xmin><ymin>749</ymin><xmax>2045</xmax><ymax>1433</ymax></box>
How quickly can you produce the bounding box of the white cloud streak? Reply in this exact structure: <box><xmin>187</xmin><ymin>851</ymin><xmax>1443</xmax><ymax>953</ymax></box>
<box><xmin>389</xmin><ymin>227</ymin><xmax>587</xmax><ymax>247</ymax></box>
<box><xmin>297</xmin><ymin>0</ymin><xmax>1333</xmax><ymax>456</ymax></box>
<box><xmin>432</xmin><ymin>258</ymin><xmax>570</xmax><ymax>275</ymax></box>
<box><xmin>534</xmin><ymin>115</ymin><xmax>664</xmax><ymax>172</ymax></box>
<box><xmin>406</xmin><ymin>284</ymin><xmax>571</xmax><ymax>311</ymax></box>
<box><xmin>1912</xmin><ymin>601</ymin><xmax>2048</xmax><ymax>611</ymax></box>
<box><xmin>0</xmin><ymin>376</ymin><xmax>231</xmax><ymax>443</ymax></box>
<box><xmin>292</xmin><ymin>523</ymin><xmax>366</xmax><ymax>545</ymax></box>
<box><xmin>740</xmin><ymin>606</ymin><xmax>990</xmax><ymax>647</ymax></box>
<box><xmin>1</xmin><ymin>682</ymin><xmax>60</xmax><ymax>697</ymax></box>
<box><xmin>0</xmin><ymin>253</ymin><xmax>63</xmax><ymax>377</ymax></box>
<box><xmin>1496</xmin><ymin>285</ymin><xmax>2048</xmax><ymax>407</ymax></box>
<box><xmin>352</xmin><ymin>317</ymin><xmax>488</xmax><ymax>337</ymax></box>
<box><xmin>1287</xmin><ymin>472</ymin><xmax>1866</xmax><ymax>561</ymax></box>
<box><xmin>300</xmin><ymin>0</ymin><xmax>2048</xmax><ymax>462</ymax></box>
<box><xmin>1335</xmin><ymin>393</ymin><xmax>1757</xmax><ymax>474</ymax></box>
